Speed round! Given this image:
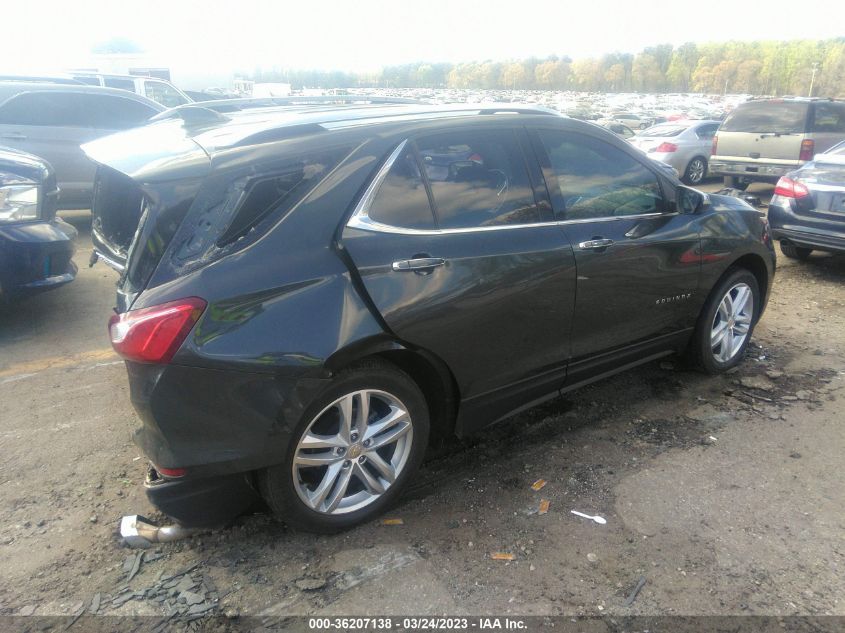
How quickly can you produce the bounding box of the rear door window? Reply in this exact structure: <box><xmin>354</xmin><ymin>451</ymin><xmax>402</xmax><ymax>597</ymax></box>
<box><xmin>811</xmin><ymin>102</ymin><xmax>845</xmax><ymax>133</ymax></box>
<box><xmin>415</xmin><ymin>129</ymin><xmax>540</xmax><ymax>229</ymax></box>
<box><xmin>537</xmin><ymin>129</ymin><xmax>664</xmax><ymax>220</ymax></box>
<box><xmin>721</xmin><ymin>102</ymin><xmax>809</xmax><ymax>134</ymax></box>
<box><xmin>366</xmin><ymin>146</ymin><xmax>436</xmax><ymax>230</ymax></box>
<box><xmin>88</xmin><ymin>95</ymin><xmax>158</xmax><ymax>129</ymax></box>
<box><xmin>695</xmin><ymin>123</ymin><xmax>719</xmax><ymax>140</ymax></box>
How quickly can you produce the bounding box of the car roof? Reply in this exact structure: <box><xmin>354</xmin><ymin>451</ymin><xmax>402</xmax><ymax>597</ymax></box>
<box><xmin>0</xmin><ymin>82</ymin><xmax>166</xmax><ymax>110</ymax></box>
<box><xmin>151</xmin><ymin>102</ymin><xmax>563</xmax><ymax>153</ymax></box>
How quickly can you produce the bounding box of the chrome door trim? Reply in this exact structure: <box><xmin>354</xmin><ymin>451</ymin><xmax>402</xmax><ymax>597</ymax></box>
<box><xmin>346</xmin><ymin>138</ymin><xmax>678</xmax><ymax>236</ymax></box>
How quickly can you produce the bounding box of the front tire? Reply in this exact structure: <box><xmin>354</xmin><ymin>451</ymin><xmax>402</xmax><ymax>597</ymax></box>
<box><xmin>683</xmin><ymin>156</ymin><xmax>708</xmax><ymax>185</ymax></box>
<box><xmin>690</xmin><ymin>269</ymin><xmax>760</xmax><ymax>374</ymax></box>
<box><xmin>260</xmin><ymin>360</ymin><xmax>429</xmax><ymax>533</ymax></box>
<box><xmin>780</xmin><ymin>241</ymin><xmax>812</xmax><ymax>260</ymax></box>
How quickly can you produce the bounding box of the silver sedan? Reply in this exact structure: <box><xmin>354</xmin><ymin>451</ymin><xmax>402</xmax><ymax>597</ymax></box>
<box><xmin>629</xmin><ymin>120</ymin><xmax>720</xmax><ymax>186</ymax></box>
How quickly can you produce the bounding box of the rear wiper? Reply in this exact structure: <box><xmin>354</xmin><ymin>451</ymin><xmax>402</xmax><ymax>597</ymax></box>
<box><xmin>757</xmin><ymin>132</ymin><xmax>798</xmax><ymax>138</ymax></box>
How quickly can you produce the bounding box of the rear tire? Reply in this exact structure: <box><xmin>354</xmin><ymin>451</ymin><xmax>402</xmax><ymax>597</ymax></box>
<box><xmin>690</xmin><ymin>268</ymin><xmax>760</xmax><ymax>374</ymax></box>
<box><xmin>683</xmin><ymin>156</ymin><xmax>708</xmax><ymax>185</ymax></box>
<box><xmin>723</xmin><ymin>176</ymin><xmax>749</xmax><ymax>191</ymax></box>
<box><xmin>780</xmin><ymin>242</ymin><xmax>812</xmax><ymax>261</ymax></box>
<box><xmin>260</xmin><ymin>360</ymin><xmax>429</xmax><ymax>533</ymax></box>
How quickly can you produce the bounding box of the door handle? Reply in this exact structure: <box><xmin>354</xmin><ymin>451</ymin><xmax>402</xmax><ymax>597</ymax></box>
<box><xmin>578</xmin><ymin>238</ymin><xmax>614</xmax><ymax>250</ymax></box>
<box><xmin>392</xmin><ymin>257</ymin><xmax>446</xmax><ymax>272</ymax></box>
<box><xmin>0</xmin><ymin>133</ymin><xmax>26</xmax><ymax>140</ymax></box>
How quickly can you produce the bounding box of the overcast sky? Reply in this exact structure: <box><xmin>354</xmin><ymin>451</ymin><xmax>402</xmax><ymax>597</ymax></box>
<box><xmin>4</xmin><ymin>0</ymin><xmax>844</xmax><ymax>75</ymax></box>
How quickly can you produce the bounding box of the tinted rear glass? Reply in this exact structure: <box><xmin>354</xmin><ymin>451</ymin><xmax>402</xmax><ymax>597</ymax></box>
<box><xmin>721</xmin><ymin>102</ymin><xmax>808</xmax><ymax>134</ymax></box>
<box><xmin>416</xmin><ymin>129</ymin><xmax>540</xmax><ymax>229</ymax></box>
<box><xmin>367</xmin><ymin>146</ymin><xmax>436</xmax><ymax>230</ymax></box>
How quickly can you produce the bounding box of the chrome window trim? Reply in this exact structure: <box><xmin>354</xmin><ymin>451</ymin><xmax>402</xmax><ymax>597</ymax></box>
<box><xmin>346</xmin><ymin>139</ymin><xmax>677</xmax><ymax>236</ymax></box>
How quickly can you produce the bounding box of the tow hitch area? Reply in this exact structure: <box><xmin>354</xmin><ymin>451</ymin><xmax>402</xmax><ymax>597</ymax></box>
<box><xmin>119</xmin><ymin>514</ymin><xmax>200</xmax><ymax>549</ymax></box>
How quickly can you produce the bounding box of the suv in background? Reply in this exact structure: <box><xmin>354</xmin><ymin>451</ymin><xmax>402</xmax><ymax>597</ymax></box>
<box><xmin>0</xmin><ymin>83</ymin><xmax>164</xmax><ymax>208</ymax></box>
<box><xmin>711</xmin><ymin>98</ymin><xmax>845</xmax><ymax>189</ymax></box>
<box><xmin>83</xmin><ymin>102</ymin><xmax>774</xmax><ymax>532</ymax></box>
<box><xmin>70</xmin><ymin>73</ymin><xmax>192</xmax><ymax>108</ymax></box>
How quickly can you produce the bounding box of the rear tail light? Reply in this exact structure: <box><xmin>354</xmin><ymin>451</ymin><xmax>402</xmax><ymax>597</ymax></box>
<box><xmin>653</xmin><ymin>142</ymin><xmax>678</xmax><ymax>153</ymax></box>
<box><xmin>711</xmin><ymin>134</ymin><xmax>719</xmax><ymax>156</ymax></box>
<box><xmin>773</xmin><ymin>177</ymin><xmax>810</xmax><ymax>199</ymax></box>
<box><xmin>799</xmin><ymin>139</ymin><xmax>815</xmax><ymax>161</ymax></box>
<box><xmin>108</xmin><ymin>297</ymin><xmax>206</xmax><ymax>364</ymax></box>
<box><xmin>156</xmin><ymin>466</ymin><xmax>187</xmax><ymax>478</ymax></box>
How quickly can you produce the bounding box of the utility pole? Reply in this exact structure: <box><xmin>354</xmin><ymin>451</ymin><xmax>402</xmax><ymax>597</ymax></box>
<box><xmin>808</xmin><ymin>62</ymin><xmax>819</xmax><ymax>97</ymax></box>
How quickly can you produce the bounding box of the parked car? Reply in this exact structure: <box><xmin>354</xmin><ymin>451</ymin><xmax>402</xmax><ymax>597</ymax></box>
<box><xmin>608</xmin><ymin>112</ymin><xmax>651</xmax><ymax>129</ymax></box>
<box><xmin>0</xmin><ymin>146</ymin><xmax>77</xmax><ymax>303</ymax></box>
<box><xmin>630</xmin><ymin>120</ymin><xmax>720</xmax><ymax>185</ymax></box>
<box><xmin>0</xmin><ymin>83</ymin><xmax>164</xmax><ymax>209</ymax></box>
<box><xmin>69</xmin><ymin>73</ymin><xmax>192</xmax><ymax>108</ymax></box>
<box><xmin>768</xmin><ymin>140</ymin><xmax>845</xmax><ymax>259</ymax></box>
<box><xmin>711</xmin><ymin>98</ymin><xmax>845</xmax><ymax>189</ymax></box>
<box><xmin>596</xmin><ymin>119</ymin><xmax>635</xmax><ymax>138</ymax></box>
<box><xmin>83</xmin><ymin>103</ymin><xmax>775</xmax><ymax>531</ymax></box>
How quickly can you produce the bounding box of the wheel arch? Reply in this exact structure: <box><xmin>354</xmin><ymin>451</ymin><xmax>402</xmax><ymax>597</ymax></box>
<box><xmin>324</xmin><ymin>337</ymin><xmax>460</xmax><ymax>445</ymax></box>
<box><xmin>719</xmin><ymin>253</ymin><xmax>771</xmax><ymax>319</ymax></box>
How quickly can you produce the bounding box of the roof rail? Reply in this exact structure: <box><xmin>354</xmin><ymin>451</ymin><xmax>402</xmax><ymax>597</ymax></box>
<box><xmin>183</xmin><ymin>95</ymin><xmax>427</xmax><ymax>113</ymax></box>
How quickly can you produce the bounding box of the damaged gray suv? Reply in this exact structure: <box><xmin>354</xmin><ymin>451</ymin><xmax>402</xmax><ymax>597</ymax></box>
<box><xmin>84</xmin><ymin>99</ymin><xmax>776</xmax><ymax>532</ymax></box>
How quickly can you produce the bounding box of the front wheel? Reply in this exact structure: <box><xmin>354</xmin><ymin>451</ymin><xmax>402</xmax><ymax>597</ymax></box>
<box><xmin>690</xmin><ymin>269</ymin><xmax>760</xmax><ymax>374</ymax></box>
<box><xmin>683</xmin><ymin>157</ymin><xmax>708</xmax><ymax>185</ymax></box>
<box><xmin>260</xmin><ymin>361</ymin><xmax>429</xmax><ymax>533</ymax></box>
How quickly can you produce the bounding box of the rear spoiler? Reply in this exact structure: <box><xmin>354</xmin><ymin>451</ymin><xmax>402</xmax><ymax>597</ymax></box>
<box><xmin>81</xmin><ymin>118</ymin><xmax>210</xmax><ymax>185</ymax></box>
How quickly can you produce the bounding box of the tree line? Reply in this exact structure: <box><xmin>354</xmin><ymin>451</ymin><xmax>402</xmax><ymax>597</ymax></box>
<box><xmin>248</xmin><ymin>39</ymin><xmax>845</xmax><ymax>97</ymax></box>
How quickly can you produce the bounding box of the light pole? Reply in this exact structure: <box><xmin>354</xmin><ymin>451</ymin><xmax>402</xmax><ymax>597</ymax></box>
<box><xmin>809</xmin><ymin>62</ymin><xmax>819</xmax><ymax>97</ymax></box>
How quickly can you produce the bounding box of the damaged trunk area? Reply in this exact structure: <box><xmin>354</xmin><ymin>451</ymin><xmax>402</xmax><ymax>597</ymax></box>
<box><xmin>89</xmin><ymin>164</ymin><xmax>206</xmax><ymax>311</ymax></box>
<box><xmin>90</xmin><ymin>166</ymin><xmax>145</xmax><ymax>273</ymax></box>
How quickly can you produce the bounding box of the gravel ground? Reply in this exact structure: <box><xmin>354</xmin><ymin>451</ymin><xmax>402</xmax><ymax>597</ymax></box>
<box><xmin>1</xmin><ymin>182</ymin><xmax>843</xmax><ymax>627</ymax></box>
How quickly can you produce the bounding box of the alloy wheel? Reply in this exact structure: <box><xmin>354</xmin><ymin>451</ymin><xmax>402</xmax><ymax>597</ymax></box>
<box><xmin>710</xmin><ymin>282</ymin><xmax>754</xmax><ymax>363</ymax></box>
<box><xmin>687</xmin><ymin>158</ymin><xmax>706</xmax><ymax>184</ymax></box>
<box><xmin>292</xmin><ymin>389</ymin><xmax>413</xmax><ymax>515</ymax></box>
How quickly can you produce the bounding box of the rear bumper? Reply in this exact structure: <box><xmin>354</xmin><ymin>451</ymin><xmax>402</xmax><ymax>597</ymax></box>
<box><xmin>709</xmin><ymin>159</ymin><xmax>800</xmax><ymax>181</ymax></box>
<box><xmin>144</xmin><ymin>464</ymin><xmax>260</xmax><ymax>528</ymax></box>
<box><xmin>768</xmin><ymin>202</ymin><xmax>845</xmax><ymax>253</ymax></box>
<box><xmin>771</xmin><ymin>226</ymin><xmax>845</xmax><ymax>252</ymax></box>
<box><xmin>0</xmin><ymin>218</ymin><xmax>78</xmax><ymax>300</ymax></box>
<box><xmin>125</xmin><ymin>360</ymin><xmax>330</xmax><ymax>524</ymax></box>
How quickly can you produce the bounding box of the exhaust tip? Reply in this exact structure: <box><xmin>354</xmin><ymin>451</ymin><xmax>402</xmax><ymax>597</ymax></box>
<box><xmin>119</xmin><ymin>514</ymin><xmax>200</xmax><ymax>549</ymax></box>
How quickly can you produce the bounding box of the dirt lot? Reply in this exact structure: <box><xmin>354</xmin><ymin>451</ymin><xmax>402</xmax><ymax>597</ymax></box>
<box><xmin>1</xmin><ymin>182</ymin><xmax>844</xmax><ymax>624</ymax></box>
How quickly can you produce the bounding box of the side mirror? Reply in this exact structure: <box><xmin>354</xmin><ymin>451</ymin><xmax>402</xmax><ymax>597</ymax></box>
<box><xmin>677</xmin><ymin>186</ymin><xmax>706</xmax><ymax>214</ymax></box>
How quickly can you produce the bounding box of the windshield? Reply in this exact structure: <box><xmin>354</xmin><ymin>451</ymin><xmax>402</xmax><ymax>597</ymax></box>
<box><xmin>636</xmin><ymin>125</ymin><xmax>685</xmax><ymax>137</ymax></box>
<box><xmin>721</xmin><ymin>102</ymin><xmax>808</xmax><ymax>134</ymax></box>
